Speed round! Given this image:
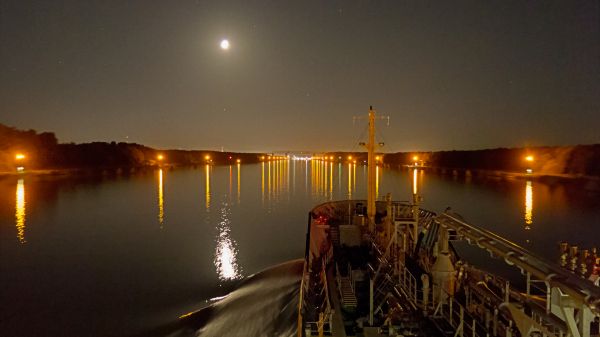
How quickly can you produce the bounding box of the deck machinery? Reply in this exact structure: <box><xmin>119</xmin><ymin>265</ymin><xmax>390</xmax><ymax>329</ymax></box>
<box><xmin>299</xmin><ymin>199</ymin><xmax>600</xmax><ymax>337</ymax></box>
<box><xmin>297</xmin><ymin>107</ymin><xmax>600</xmax><ymax>337</ymax></box>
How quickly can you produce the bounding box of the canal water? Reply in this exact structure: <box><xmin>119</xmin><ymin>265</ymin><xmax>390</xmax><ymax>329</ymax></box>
<box><xmin>1</xmin><ymin>160</ymin><xmax>598</xmax><ymax>336</ymax></box>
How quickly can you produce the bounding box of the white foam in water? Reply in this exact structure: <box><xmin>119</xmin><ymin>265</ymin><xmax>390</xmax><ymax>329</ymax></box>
<box><xmin>196</xmin><ymin>259</ymin><xmax>302</xmax><ymax>337</ymax></box>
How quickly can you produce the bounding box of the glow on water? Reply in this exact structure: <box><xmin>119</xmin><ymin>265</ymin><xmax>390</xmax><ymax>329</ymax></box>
<box><xmin>348</xmin><ymin>163</ymin><xmax>352</xmax><ymax>198</ymax></box>
<box><xmin>412</xmin><ymin>168</ymin><xmax>418</xmax><ymax>195</ymax></box>
<box><xmin>237</xmin><ymin>163</ymin><xmax>241</xmax><ymax>203</ymax></box>
<box><xmin>376</xmin><ymin>166</ymin><xmax>380</xmax><ymax>198</ymax></box>
<box><xmin>205</xmin><ymin>164</ymin><xmax>211</xmax><ymax>210</ymax></box>
<box><xmin>214</xmin><ymin>201</ymin><xmax>242</xmax><ymax>281</ymax></box>
<box><xmin>15</xmin><ymin>178</ymin><xmax>26</xmax><ymax>243</ymax></box>
<box><xmin>329</xmin><ymin>162</ymin><xmax>333</xmax><ymax>198</ymax></box>
<box><xmin>157</xmin><ymin>169</ymin><xmax>164</xmax><ymax>227</ymax></box>
<box><xmin>3</xmin><ymin>161</ymin><xmax>599</xmax><ymax>337</ymax></box>
<box><xmin>524</xmin><ymin>180</ymin><xmax>533</xmax><ymax>229</ymax></box>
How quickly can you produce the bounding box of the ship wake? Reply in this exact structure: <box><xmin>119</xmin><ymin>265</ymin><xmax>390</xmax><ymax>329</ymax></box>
<box><xmin>145</xmin><ymin>259</ymin><xmax>303</xmax><ymax>337</ymax></box>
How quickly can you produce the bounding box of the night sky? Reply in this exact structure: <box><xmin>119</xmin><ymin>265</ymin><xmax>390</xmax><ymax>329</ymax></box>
<box><xmin>1</xmin><ymin>1</ymin><xmax>599</xmax><ymax>152</ymax></box>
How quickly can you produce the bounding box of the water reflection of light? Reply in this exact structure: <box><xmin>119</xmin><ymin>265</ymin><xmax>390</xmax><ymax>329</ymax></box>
<box><xmin>525</xmin><ymin>180</ymin><xmax>533</xmax><ymax>229</ymax></box>
<box><xmin>229</xmin><ymin>165</ymin><xmax>233</xmax><ymax>196</ymax></box>
<box><xmin>319</xmin><ymin>161</ymin><xmax>324</xmax><ymax>196</ymax></box>
<box><xmin>236</xmin><ymin>163</ymin><xmax>241</xmax><ymax>203</ymax></box>
<box><xmin>275</xmin><ymin>160</ymin><xmax>279</xmax><ymax>195</ymax></box>
<box><xmin>376</xmin><ymin>166</ymin><xmax>379</xmax><ymax>198</ymax></box>
<box><xmin>268</xmin><ymin>161</ymin><xmax>271</xmax><ymax>198</ymax></box>
<box><xmin>348</xmin><ymin>163</ymin><xmax>352</xmax><ymax>198</ymax></box>
<box><xmin>329</xmin><ymin>161</ymin><xmax>333</xmax><ymax>198</ymax></box>
<box><xmin>158</xmin><ymin>169</ymin><xmax>164</xmax><ymax>227</ymax></box>
<box><xmin>412</xmin><ymin>168</ymin><xmax>418</xmax><ymax>195</ymax></box>
<box><xmin>324</xmin><ymin>161</ymin><xmax>328</xmax><ymax>194</ymax></box>
<box><xmin>352</xmin><ymin>163</ymin><xmax>356</xmax><ymax>193</ymax></box>
<box><xmin>312</xmin><ymin>160</ymin><xmax>317</xmax><ymax>195</ymax></box>
<box><xmin>214</xmin><ymin>202</ymin><xmax>241</xmax><ymax>281</ymax></box>
<box><xmin>336</xmin><ymin>163</ymin><xmax>341</xmax><ymax>195</ymax></box>
<box><xmin>272</xmin><ymin>159</ymin><xmax>282</xmax><ymax>198</ymax></box>
<box><xmin>278</xmin><ymin>160</ymin><xmax>282</xmax><ymax>194</ymax></box>
<box><xmin>15</xmin><ymin>178</ymin><xmax>26</xmax><ymax>243</ymax></box>
<box><xmin>284</xmin><ymin>159</ymin><xmax>288</xmax><ymax>195</ymax></box>
<box><xmin>305</xmin><ymin>160</ymin><xmax>308</xmax><ymax>193</ymax></box>
<box><xmin>205</xmin><ymin>164</ymin><xmax>211</xmax><ymax>210</ymax></box>
<box><xmin>292</xmin><ymin>159</ymin><xmax>296</xmax><ymax>194</ymax></box>
<box><xmin>261</xmin><ymin>162</ymin><xmax>265</xmax><ymax>204</ymax></box>
<box><xmin>312</xmin><ymin>160</ymin><xmax>315</xmax><ymax>193</ymax></box>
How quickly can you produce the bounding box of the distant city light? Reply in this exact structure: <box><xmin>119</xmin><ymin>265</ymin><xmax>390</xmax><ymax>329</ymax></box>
<box><xmin>236</xmin><ymin>159</ymin><xmax>241</xmax><ymax>163</ymax></box>
<box><xmin>525</xmin><ymin>155</ymin><xmax>534</xmax><ymax>162</ymax></box>
<box><xmin>348</xmin><ymin>156</ymin><xmax>352</xmax><ymax>160</ymax></box>
<box><xmin>412</xmin><ymin>155</ymin><xmax>418</xmax><ymax>161</ymax></box>
<box><xmin>15</xmin><ymin>153</ymin><xmax>25</xmax><ymax>160</ymax></box>
<box><xmin>205</xmin><ymin>155</ymin><xmax>211</xmax><ymax>160</ymax></box>
<box><xmin>16</xmin><ymin>166</ymin><xmax>25</xmax><ymax>172</ymax></box>
<box><xmin>157</xmin><ymin>154</ymin><xmax>164</xmax><ymax>160</ymax></box>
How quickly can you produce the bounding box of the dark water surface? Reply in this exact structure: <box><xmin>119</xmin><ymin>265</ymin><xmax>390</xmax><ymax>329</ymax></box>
<box><xmin>1</xmin><ymin>161</ymin><xmax>598</xmax><ymax>336</ymax></box>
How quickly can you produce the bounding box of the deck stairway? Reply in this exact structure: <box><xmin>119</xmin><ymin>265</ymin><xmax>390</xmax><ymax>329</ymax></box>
<box><xmin>373</xmin><ymin>274</ymin><xmax>395</xmax><ymax>310</ymax></box>
<box><xmin>339</xmin><ymin>275</ymin><xmax>357</xmax><ymax>308</ymax></box>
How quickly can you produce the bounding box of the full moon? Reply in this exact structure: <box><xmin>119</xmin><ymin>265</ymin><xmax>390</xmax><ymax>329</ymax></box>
<box><xmin>220</xmin><ymin>39</ymin><xmax>230</xmax><ymax>50</ymax></box>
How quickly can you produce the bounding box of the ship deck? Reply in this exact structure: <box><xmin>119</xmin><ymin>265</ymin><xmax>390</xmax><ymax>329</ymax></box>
<box><xmin>299</xmin><ymin>199</ymin><xmax>600</xmax><ymax>337</ymax></box>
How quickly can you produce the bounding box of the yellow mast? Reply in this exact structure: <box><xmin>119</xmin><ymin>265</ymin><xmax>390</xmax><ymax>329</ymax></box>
<box><xmin>367</xmin><ymin>107</ymin><xmax>376</xmax><ymax>226</ymax></box>
<box><xmin>358</xmin><ymin>106</ymin><xmax>386</xmax><ymax>230</ymax></box>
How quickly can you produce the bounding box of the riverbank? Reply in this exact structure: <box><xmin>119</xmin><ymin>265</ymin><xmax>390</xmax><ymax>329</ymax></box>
<box><xmin>373</xmin><ymin>164</ymin><xmax>600</xmax><ymax>193</ymax></box>
<box><xmin>321</xmin><ymin>144</ymin><xmax>600</xmax><ymax>179</ymax></box>
<box><xmin>1</xmin><ymin>123</ymin><xmax>270</xmax><ymax>172</ymax></box>
<box><xmin>3</xmin><ymin>123</ymin><xmax>599</xmax><ymax>180</ymax></box>
<box><xmin>399</xmin><ymin>165</ymin><xmax>600</xmax><ymax>182</ymax></box>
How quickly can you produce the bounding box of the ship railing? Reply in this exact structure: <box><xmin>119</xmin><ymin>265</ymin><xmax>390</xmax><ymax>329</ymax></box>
<box><xmin>394</xmin><ymin>261</ymin><xmax>513</xmax><ymax>337</ymax></box>
<box><xmin>432</xmin><ymin>291</ymin><xmax>499</xmax><ymax>337</ymax></box>
<box><xmin>335</xmin><ymin>262</ymin><xmax>356</xmax><ymax>295</ymax></box>
<box><xmin>304</xmin><ymin>259</ymin><xmax>333</xmax><ymax>336</ymax></box>
<box><xmin>430</xmin><ymin>285</ymin><xmax>520</xmax><ymax>337</ymax></box>
<box><xmin>297</xmin><ymin>259</ymin><xmax>308</xmax><ymax>337</ymax></box>
<box><xmin>310</xmin><ymin>199</ymin><xmax>433</xmax><ymax>228</ymax></box>
<box><xmin>304</xmin><ymin>317</ymin><xmax>332</xmax><ymax>337</ymax></box>
<box><xmin>323</xmin><ymin>242</ymin><xmax>333</xmax><ymax>266</ymax></box>
<box><xmin>299</xmin><ymin>217</ymin><xmax>334</xmax><ymax>337</ymax></box>
<box><xmin>462</xmin><ymin>264</ymin><xmax>570</xmax><ymax>337</ymax></box>
<box><xmin>397</xmin><ymin>261</ymin><xmax>419</xmax><ymax>307</ymax></box>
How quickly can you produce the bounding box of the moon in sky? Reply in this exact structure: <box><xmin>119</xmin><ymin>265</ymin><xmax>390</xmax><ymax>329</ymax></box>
<box><xmin>220</xmin><ymin>39</ymin><xmax>230</xmax><ymax>50</ymax></box>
